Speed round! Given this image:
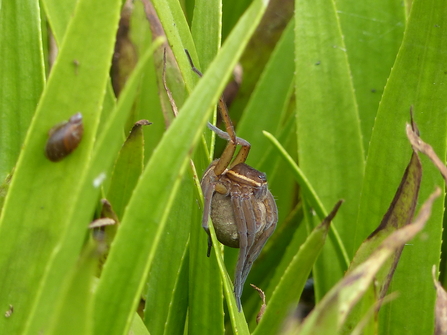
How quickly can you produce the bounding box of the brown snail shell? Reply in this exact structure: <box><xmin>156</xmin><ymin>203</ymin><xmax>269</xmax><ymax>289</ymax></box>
<box><xmin>45</xmin><ymin>112</ymin><xmax>83</xmax><ymax>162</ymax></box>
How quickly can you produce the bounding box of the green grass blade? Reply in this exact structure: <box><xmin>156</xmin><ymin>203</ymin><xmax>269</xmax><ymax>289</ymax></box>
<box><xmin>143</xmin><ymin>178</ymin><xmax>193</xmax><ymax>335</ymax></box>
<box><xmin>353</xmin><ymin>0</ymin><xmax>447</xmax><ymax>333</ymax></box>
<box><xmin>151</xmin><ymin>0</ymin><xmax>199</xmax><ymax>92</ymax></box>
<box><xmin>295</xmin><ymin>0</ymin><xmax>365</xmax><ymax>299</ymax></box>
<box><xmin>191</xmin><ymin>0</ymin><xmax>222</xmax><ymax>70</ymax></box>
<box><xmin>46</xmin><ymin>241</ymin><xmax>100</xmax><ymax>335</ymax></box>
<box><xmin>336</xmin><ymin>0</ymin><xmax>405</xmax><ymax>152</ymax></box>
<box><xmin>264</xmin><ymin>131</ymin><xmax>349</xmax><ymax>265</ymax></box>
<box><xmin>188</xmin><ymin>3</ymin><xmax>224</xmax><ymax>332</ymax></box>
<box><xmin>237</xmin><ymin>19</ymin><xmax>295</xmax><ymax>166</ymax></box>
<box><xmin>163</xmin><ymin>247</ymin><xmax>189</xmax><ymax>335</ymax></box>
<box><xmin>41</xmin><ymin>0</ymin><xmax>78</xmax><ymax>43</ymax></box>
<box><xmin>107</xmin><ymin>121</ymin><xmax>150</xmax><ymax>220</ymax></box>
<box><xmin>93</xmin><ymin>1</ymin><xmax>269</xmax><ymax>334</ymax></box>
<box><xmin>0</xmin><ymin>0</ymin><xmax>122</xmax><ymax>333</ymax></box>
<box><xmin>0</xmin><ymin>0</ymin><xmax>45</xmax><ymax>181</ymax></box>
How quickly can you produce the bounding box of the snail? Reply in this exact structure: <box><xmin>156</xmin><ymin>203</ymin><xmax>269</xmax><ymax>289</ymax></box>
<box><xmin>45</xmin><ymin>112</ymin><xmax>83</xmax><ymax>162</ymax></box>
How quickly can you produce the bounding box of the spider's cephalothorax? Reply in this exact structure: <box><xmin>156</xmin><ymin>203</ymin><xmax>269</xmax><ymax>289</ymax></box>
<box><xmin>186</xmin><ymin>50</ymin><xmax>278</xmax><ymax>312</ymax></box>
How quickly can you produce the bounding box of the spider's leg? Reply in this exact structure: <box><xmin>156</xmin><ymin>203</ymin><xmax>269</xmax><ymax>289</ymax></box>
<box><xmin>207</xmin><ymin>122</ymin><xmax>251</xmax><ymax>147</ymax></box>
<box><xmin>241</xmin><ymin>191</ymin><xmax>278</xmax><ymax>284</ymax></box>
<box><xmin>201</xmin><ymin>168</ymin><xmax>216</xmax><ymax>257</ymax></box>
<box><xmin>231</xmin><ymin>194</ymin><xmax>249</xmax><ymax>311</ymax></box>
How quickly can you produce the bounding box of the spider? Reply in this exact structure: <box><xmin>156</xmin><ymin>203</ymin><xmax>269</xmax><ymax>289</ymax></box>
<box><xmin>185</xmin><ymin>51</ymin><xmax>278</xmax><ymax>311</ymax></box>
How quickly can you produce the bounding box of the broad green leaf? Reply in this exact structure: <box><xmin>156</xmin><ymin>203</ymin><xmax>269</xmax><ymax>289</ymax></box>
<box><xmin>143</xmin><ymin>176</ymin><xmax>193</xmax><ymax>335</ymax></box>
<box><xmin>237</xmin><ymin>19</ymin><xmax>295</xmax><ymax>167</ymax></box>
<box><xmin>226</xmin><ymin>0</ymin><xmax>293</xmax><ymax>124</ymax></box>
<box><xmin>107</xmin><ymin>120</ymin><xmax>151</xmax><ymax>220</ymax></box>
<box><xmin>21</xmin><ymin>37</ymin><xmax>164</xmax><ymax>335</ymax></box>
<box><xmin>191</xmin><ymin>0</ymin><xmax>222</xmax><ymax>70</ymax></box>
<box><xmin>188</xmin><ymin>3</ymin><xmax>224</xmax><ymax>333</ymax></box>
<box><xmin>353</xmin><ymin>0</ymin><xmax>447</xmax><ymax>333</ymax></box>
<box><xmin>46</xmin><ymin>241</ymin><xmax>100</xmax><ymax>335</ymax></box>
<box><xmin>336</xmin><ymin>0</ymin><xmax>405</xmax><ymax>152</ymax></box>
<box><xmin>295</xmin><ymin>0</ymin><xmax>365</xmax><ymax>300</ymax></box>
<box><xmin>93</xmin><ymin>1</ymin><xmax>269</xmax><ymax>334</ymax></box>
<box><xmin>0</xmin><ymin>0</ymin><xmax>122</xmax><ymax>333</ymax></box>
<box><xmin>163</xmin><ymin>247</ymin><xmax>189</xmax><ymax>335</ymax></box>
<box><xmin>253</xmin><ymin>200</ymin><xmax>342</xmax><ymax>335</ymax></box>
<box><xmin>151</xmin><ymin>0</ymin><xmax>200</xmax><ymax>92</ymax></box>
<box><xmin>41</xmin><ymin>0</ymin><xmax>78</xmax><ymax>43</ymax></box>
<box><xmin>0</xmin><ymin>0</ymin><xmax>45</xmax><ymax>181</ymax></box>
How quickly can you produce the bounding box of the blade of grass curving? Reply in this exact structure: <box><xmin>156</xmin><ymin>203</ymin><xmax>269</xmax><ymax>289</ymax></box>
<box><xmin>21</xmin><ymin>38</ymin><xmax>164</xmax><ymax>335</ymax></box>
<box><xmin>354</xmin><ymin>0</ymin><xmax>447</xmax><ymax>333</ymax></box>
<box><xmin>264</xmin><ymin>131</ymin><xmax>349</xmax><ymax>266</ymax></box>
<box><xmin>0</xmin><ymin>0</ymin><xmax>122</xmax><ymax>333</ymax></box>
<box><xmin>253</xmin><ymin>200</ymin><xmax>343</xmax><ymax>335</ymax></box>
<box><xmin>295</xmin><ymin>0</ymin><xmax>365</xmax><ymax>299</ymax></box>
<box><xmin>0</xmin><ymin>0</ymin><xmax>45</xmax><ymax>182</ymax></box>
<box><xmin>93</xmin><ymin>1</ymin><xmax>269</xmax><ymax>334</ymax></box>
<box><xmin>336</xmin><ymin>0</ymin><xmax>405</xmax><ymax>152</ymax></box>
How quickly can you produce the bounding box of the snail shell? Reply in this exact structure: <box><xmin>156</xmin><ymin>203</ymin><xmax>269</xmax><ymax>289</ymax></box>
<box><xmin>45</xmin><ymin>112</ymin><xmax>83</xmax><ymax>162</ymax></box>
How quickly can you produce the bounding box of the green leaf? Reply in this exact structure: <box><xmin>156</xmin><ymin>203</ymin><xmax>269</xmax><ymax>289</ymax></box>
<box><xmin>237</xmin><ymin>19</ymin><xmax>295</xmax><ymax>167</ymax></box>
<box><xmin>143</xmin><ymin>177</ymin><xmax>194</xmax><ymax>335</ymax></box>
<box><xmin>191</xmin><ymin>0</ymin><xmax>222</xmax><ymax>70</ymax></box>
<box><xmin>107</xmin><ymin>120</ymin><xmax>151</xmax><ymax>220</ymax></box>
<box><xmin>151</xmin><ymin>0</ymin><xmax>200</xmax><ymax>92</ymax></box>
<box><xmin>253</xmin><ymin>200</ymin><xmax>342</xmax><ymax>335</ymax></box>
<box><xmin>41</xmin><ymin>0</ymin><xmax>78</xmax><ymax>43</ymax></box>
<box><xmin>188</xmin><ymin>3</ymin><xmax>224</xmax><ymax>333</ymax></box>
<box><xmin>0</xmin><ymin>0</ymin><xmax>45</xmax><ymax>181</ymax></box>
<box><xmin>20</xmin><ymin>34</ymin><xmax>162</xmax><ymax>335</ymax></box>
<box><xmin>295</xmin><ymin>0</ymin><xmax>365</xmax><ymax>300</ymax></box>
<box><xmin>299</xmin><ymin>189</ymin><xmax>440</xmax><ymax>334</ymax></box>
<box><xmin>353</xmin><ymin>0</ymin><xmax>447</xmax><ymax>333</ymax></box>
<box><xmin>46</xmin><ymin>241</ymin><xmax>101</xmax><ymax>335</ymax></box>
<box><xmin>342</xmin><ymin>151</ymin><xmax>422</xmax><ymax>333</ymax></box>
<box><xmin>336</xmin><ymin>0</ymin><xmax>405</xmax><ymax>152</ymax></box>
<box><xmin>0</xmin><ymin>0</ymin><xmax>122</xmax><ymax>333</ymax></box>
<box><xmin>93</xmin><ymin>1</ymin><xmax>270</xmax><ymax>334</ymax></box>
<box><xmin>163</xmin><ymin>247</ymin><xmax>189</xmax><ymax>335</ymax></box>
